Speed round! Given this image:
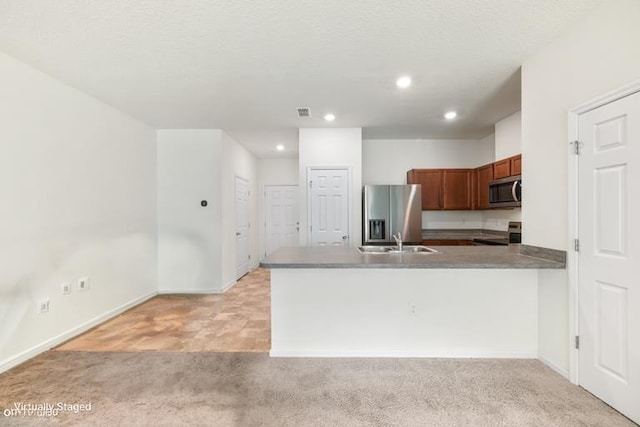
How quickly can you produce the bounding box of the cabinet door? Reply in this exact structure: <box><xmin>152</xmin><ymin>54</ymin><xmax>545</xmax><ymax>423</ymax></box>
<box><xmin>510</xmin><ymin>154</ymin><xmax>522</xmax><ymax>176</ymax></box>
<box><xmin>475</xmin><ymin>163</ymin><xmax>494</xmax><ymax>210</ymax></box>
<box><xmin>448</xmin><ymin>239</ymin><xmax>475</xmax><ymax>246</ymax></box>
<box><xmin>493</xmin><ymin>159</ymin><xmax>511</xmax><ymax>179</ymax></box>
<box><xmin>422</xmin><ymin>239</ymin><xmax>443</xmax><ymax>246</ymax></box>
<box><xmin>443</xmin><ymin>169</ymin><xmax>472</xmax><ymax>210</ymax></box>
<box><xmin>422</xmin><ymin>239</ymin><xmax>474</xmax><ymax>246</ymax></box>
<box><xmin>407</xmin><ymin>169</ymin><xmax>443</xmax><ymax>210</ymax></box>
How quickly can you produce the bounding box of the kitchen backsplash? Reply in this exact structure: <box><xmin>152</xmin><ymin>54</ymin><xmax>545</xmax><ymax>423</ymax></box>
<box><xmin>482</xmin><ymin>209</ymin><xmax>522</xmax><ymax>231</ymax></box>
<box><xmin>421</xmin><ymin>209</ymin><xmax>521</xmax><ymax>231</ymax></box>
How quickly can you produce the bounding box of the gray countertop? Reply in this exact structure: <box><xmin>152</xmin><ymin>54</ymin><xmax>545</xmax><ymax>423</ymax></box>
<box><xmin>260</xmin><ymin>245</ymin><xmax>565</xmax><ymax>269</ymax></box>
<box><xmin>421</xmin><ymin>228</ymin><xmax>507</xmax><ymax>240</ymax></box>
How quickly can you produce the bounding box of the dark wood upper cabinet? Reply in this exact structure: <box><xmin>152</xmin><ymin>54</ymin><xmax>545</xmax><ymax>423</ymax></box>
<box><xmin>510</xmin><ymin>154</ymin><xmax>522</xmax><ymax>176</ymax></box>
<box><xmin>493</xmin><ymin>154</ymin><xmax>521</xmax><ymax>179</ymax></box>
<box><xmin>474</xmin><ymin>163</ymin><xmax>494</xmax><ymax>210</ymax></box>
<box><xmin>493</xmin><ymin>158</ymin><xmax>511</xmax><ymax>179</ymax></box>
<box><xmin>407</xmin><ymin>168</ymin><xmax>471</xmax><ymax>210</ymax></box>
<box><xmin>407</xmin><ymin>169</ymin><xmax>443</xmax><ymax>210</ymax></box>
<box><xmin>408</xmin><ymin>154</ymin><xmax>519</xmax><ymax>211</ymax></box>
<box><xmin>443</xmin><ymin>169</ymin><xmax>472</xmax><ymax>210</ymax></box>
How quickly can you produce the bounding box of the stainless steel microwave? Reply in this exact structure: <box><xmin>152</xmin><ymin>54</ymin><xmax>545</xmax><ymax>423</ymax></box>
<box><xmin>489</xmin><ymin>175</ymin><xmax>521</xmax><ymax>208</ymax></box>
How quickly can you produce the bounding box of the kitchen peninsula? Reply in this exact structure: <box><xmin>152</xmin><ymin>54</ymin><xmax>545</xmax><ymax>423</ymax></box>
<box><xmin>261</xmin><ymin>245</ymin><xmax>564</xmax><ymax>358</ymax></box>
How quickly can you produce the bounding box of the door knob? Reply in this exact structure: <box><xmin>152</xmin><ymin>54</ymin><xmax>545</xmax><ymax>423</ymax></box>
<box><xmin>236</xmin><ymin>232</ymin><xmax>241</xmax><ymax>236</ymax></box>
<box><xmin>342</xmin><ymin>236</ymin><xmax>348</xmax><ymax>240</ymax></box>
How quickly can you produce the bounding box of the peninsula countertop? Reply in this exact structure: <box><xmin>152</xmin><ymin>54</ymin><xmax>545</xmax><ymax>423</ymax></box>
<box><xmin>260</xmin><ymin>244</ymin><xmax>565</xmax><ymax>269</ymax></box>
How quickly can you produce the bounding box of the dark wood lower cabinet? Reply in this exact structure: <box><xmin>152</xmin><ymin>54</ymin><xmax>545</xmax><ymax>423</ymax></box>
<box><xmin>422</xmin><ymin>239</ymin><xmax>474</xmax><ymax>246</ymax></box>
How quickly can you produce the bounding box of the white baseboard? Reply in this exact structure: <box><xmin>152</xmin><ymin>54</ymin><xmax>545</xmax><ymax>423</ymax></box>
<box><xmin>269</xmin><ymin>350</ymin><xmax>537</xmax><ymax>359</ymax></box>
<box><xmin>220</xmin><ymin>278</ymin><xmax>236</xmax><ymax>293</ymax></box>
<box><xmin>159</xmin><ymin>288</ymin><xmax>221</xmax><ymax>294</ymax></box>
<box><xmin>159</xmin><ymin>279</ymin><xmax>237</xmax><ymax>295</ymax></box>
<box><xmin>0</xmin><ymin>291</ymin><xmax>157</xmax><ymax>374</ymax></box>
<box><xmin>538</xmin><ymin>355</ymin><xmax>570</xmax><ymax>379</ymax></box>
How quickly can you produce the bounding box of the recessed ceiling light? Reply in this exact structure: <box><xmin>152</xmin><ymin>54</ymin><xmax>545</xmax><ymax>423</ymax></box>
<box><xmin>444</xmin><ymin>111</ymin><xmax>457</xmax><ymax>120</ymax></box>
<box><xmin>396</xmin><ymin>76</ymin><xmax>412</xmax><ymax>89</ymax></box>
<box><xmin>324</xmin><ymin>113</ymin><xmax>336</xmax><ymax>122</ymax></box>
<box><xmin>276</xmin><ymin>144</ymin><xmax>285</xmax><ymax>151</ymax></box>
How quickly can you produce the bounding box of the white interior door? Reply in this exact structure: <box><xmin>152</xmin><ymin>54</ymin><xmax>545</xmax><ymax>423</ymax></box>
<box><xmin>577</xmin><ymin>90</ymin><xmax>639</xmax><ymax>423</ymax></box>
<box><xmin>308</xmin><ymin>168</ymin><xmax>349</xmax><ymax>246</ymax></box>
<box><xmin>265</xmin><ymin>185</ymin><xmax>299</xmax><ymax>256</ymax></box>
<box><xmin>235</xmin><ymin>176</ymin><xmax>250</xmax><ymax>279</ymax></box>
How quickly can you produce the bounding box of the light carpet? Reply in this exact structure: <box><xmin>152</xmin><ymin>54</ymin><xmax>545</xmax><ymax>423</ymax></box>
<box><xmin>0</xmin><ymin>352</ymin><xmax>635</xmax><ymax>426</ymax></box>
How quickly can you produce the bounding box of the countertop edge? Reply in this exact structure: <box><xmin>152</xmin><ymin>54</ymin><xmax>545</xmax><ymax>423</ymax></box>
<box><xmin>260</xmin><ymin>262</ymin><xmax>564</xmax><ymax>269</ymax></box>
<box><xmin>260</xmin><ymin>245</ymin><xmax>566</xmax><ymax>270</ymax></box>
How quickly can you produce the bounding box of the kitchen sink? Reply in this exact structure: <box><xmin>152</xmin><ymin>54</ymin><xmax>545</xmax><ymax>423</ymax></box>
<box><xmin>358</xmin><ymin>246</ymin><xmax>391</xmax><ymax>253</ymax></box>
<box><xmin>388</xmin><ymin>245</ymin><xmax>438</xmax><ymax>254</ymax></box>
<box><xmin>358</xmin><ymin>245</ymin><xmax>438</xmax><ymax>254</ymax></box>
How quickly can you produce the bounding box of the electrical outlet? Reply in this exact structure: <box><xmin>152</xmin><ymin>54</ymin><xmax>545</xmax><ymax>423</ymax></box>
<box><xmin>38</xmin><ymin>299</ymin><xmax>50</xmax><ymax>314</ymax></box>
<box><xmin>61</xmin><ymin>282</ymin><xmax>72</xmax><ymax>295</ymax></box>
<box><xmin>78</xmin><ymin>276</ymin><xmax>90</xmax><ymax>291</ymax></box>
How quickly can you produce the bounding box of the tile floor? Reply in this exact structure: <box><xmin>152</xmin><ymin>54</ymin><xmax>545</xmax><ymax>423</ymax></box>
<box><xmin>55</xmin><ymin>267</ymin><xmax>271</xmax><ymax>352</ymax></box>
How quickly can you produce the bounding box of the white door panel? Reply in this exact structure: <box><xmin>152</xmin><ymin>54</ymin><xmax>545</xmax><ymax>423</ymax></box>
<box><xmin>235</xmin><ymin>176</ymin><xmax>250</xmax><ymax>279</ymax></box>
<box><xmin>265</xmin><ymin>185</ymin><xmax>298</xmax><ymax>256</ymax></box>
<box><xmin>309</xmin><ymin>169</ymin><xmax>349</xmax><ymax>246</ymax></box>
<box><xmin>577</xmin><ymin>90</ymin><xmax>639</xmax><ymax>423</ymax></box>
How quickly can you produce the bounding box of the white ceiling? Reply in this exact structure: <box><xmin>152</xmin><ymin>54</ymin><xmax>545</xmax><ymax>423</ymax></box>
<box><xmin>0</xmin><ymin>0</ymin><xmax>604</xmax><ymax>158</ymax></box>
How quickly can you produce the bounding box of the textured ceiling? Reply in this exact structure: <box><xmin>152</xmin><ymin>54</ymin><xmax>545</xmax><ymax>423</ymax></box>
<box><xmin>0</xmin><ymin>0</ymin><xmax>604</xmax><ymax>157</ymax></box>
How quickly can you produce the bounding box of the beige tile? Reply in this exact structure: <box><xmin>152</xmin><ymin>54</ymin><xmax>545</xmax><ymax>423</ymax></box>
<box><xmin>55</xmin><ymin>268</ymin><xmax>272</xmax><ymax>353</ymax></box>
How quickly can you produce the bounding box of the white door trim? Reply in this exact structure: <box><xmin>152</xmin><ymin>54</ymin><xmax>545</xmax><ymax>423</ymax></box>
<box><xmin>567</xmin><ymin>78</ymin><xmax>640</xmax><ymax>385</ymax></box>
<box><xmin>306</xmin><ymin>166</ymin><xmax>352</xmax><ymax>246</ymax></box>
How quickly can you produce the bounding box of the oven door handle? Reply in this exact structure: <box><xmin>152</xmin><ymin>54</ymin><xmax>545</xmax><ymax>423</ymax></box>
<box><xmin>512</xmin><ymin>180</ymin><xmax>520</xmax><ymax>202</ymax></box>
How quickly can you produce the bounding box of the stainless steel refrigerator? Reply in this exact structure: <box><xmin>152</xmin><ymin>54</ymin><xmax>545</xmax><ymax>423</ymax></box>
<box><xmin>362</xmin><ymin>185</ymin><xmax>422</xmax><ymax>245</ymax></box>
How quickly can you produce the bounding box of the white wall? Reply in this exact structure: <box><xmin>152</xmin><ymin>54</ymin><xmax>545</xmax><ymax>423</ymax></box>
<box><xmin>363</xmin><ymin>138</ymin><xmax>497</xmax><ymax>230</ymax></box>
<box><xmin>258</xmin><ymin>158</ymin><xmax>299</xmax><ymax>259</ymax></box>
<box><xmin>482</xmin><ymin>209</ymin><xmax>522</xmax><ymax>232</ymax></box>
<box><xmin>271</xmin><ymin>268</ymin><xmax>538</xmax><ymax>357</ymax></box>
<box><xmin>421</xmin><ymin>211</ymin><xmax>484</xmax><ymax>230</ymax></box>
<box><xmin>0</xmin><ymin>52</ymin><xmax>157</xmax><ymax>371</ymax></box>
<box><xmin>522</xmin><ymin>0</ymin><xmax>640</xmax><ymax>251</ymax></box>
<box><xmin>157</xmin><ymin>130</ymin><xmax>223</xmax><ymax>293</ymax></box>
<box><xmin>221</xmin><ymin>132</ymin><xmax>259</xmax><ymax>288</ymax></box>
<box><xmin>298</xmin><ymin>128</ymin><xmax>362</xmax><ymax>246</ymax></box>
<box><xmin>362</xmin><ymin>138</ymin><xmax>494</xmax><ymax>185</ymax></box>
<box><xmin>258</xmin><ymin>158</ymin><xmax>299</xmax><ymax>187</ymax></box>
<box><xmin>494</xmin><ymin>111</ymin><xmax>522</xmax><ymax>160</ymax></box>
<box><xmin>521</xmin><ymin>0</ymin><xmax>640</xmax><ymax>374</ymax></box>
<box><xmin>537</xmin><ymin>269</ymin><xmax>569</xmax><ymax>377</ymax></box>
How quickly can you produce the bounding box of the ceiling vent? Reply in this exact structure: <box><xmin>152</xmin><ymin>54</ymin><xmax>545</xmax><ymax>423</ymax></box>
<box><xmin>297</xmin><ymin>107</ymin><xmax>311</xmax><ymax>118</ymax></box>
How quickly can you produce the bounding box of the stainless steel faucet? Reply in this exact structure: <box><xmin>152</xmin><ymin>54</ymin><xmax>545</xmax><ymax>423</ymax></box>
<box><xmin>392</xmin><ymin>233</ymin><xmax>403</xmax><ymax>252</ymax></box>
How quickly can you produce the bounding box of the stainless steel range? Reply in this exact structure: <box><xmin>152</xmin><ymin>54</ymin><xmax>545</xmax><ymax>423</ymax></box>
<box><xmin>473</xmin><ymin>221</ymin><xmax>522</xmax><ymax>246</ymax></box>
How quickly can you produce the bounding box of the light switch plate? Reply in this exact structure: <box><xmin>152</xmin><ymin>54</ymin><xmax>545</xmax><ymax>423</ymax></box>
<box><xmin>78</xmin><ymin>277</ymin><xmax>90</xmax><ymax>291</ymax></box>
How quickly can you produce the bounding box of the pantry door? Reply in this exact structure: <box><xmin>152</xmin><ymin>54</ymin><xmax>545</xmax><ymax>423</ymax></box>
<box><xmin>577</xmin><ymin>89</ymin><xmax>639</xmax><ymax>424</ymax></box>
<box><xmin>307</xmin><ymin>168</ymin><xmax>349</xmax><ymax>246</ymax></box>
<box><xmin>264</xmin><ymin>185</ymin><xmax>299</xmax><ymax>256</ymax></box>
